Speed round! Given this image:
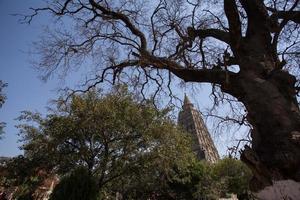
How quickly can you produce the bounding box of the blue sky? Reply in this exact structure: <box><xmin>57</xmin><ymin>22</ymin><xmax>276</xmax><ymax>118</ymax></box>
<box><xmin>0</xmin><ymin>1</ymin><xmax>245</xmax><ymax>157</ymax></box>
<box><xmin>0</xmin><ymin>1</ymin><xmax>60</xmax><ymax>156</ymax></box>
<box><xmin>0</xmin><ymin>1</ymin><xmax>91</xmax><ymax>156</ymax></box>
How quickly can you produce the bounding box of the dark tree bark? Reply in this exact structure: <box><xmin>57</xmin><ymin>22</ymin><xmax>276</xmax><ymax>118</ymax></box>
<box><xmin>155</xmin><ymin>0</ymin><xmax>300</xmax><ymax>196</ymax></box>
<box><xmin>217</xmin><ymin>0</ymin><xmax>300</xmax><ymax>193</ymax></box>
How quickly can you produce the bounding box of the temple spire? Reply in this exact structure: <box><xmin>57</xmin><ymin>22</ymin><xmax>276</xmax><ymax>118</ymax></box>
<box><xmin>183</xmin><ymin>93</ymin><xmax>193</xmax><ymax>108</ymax></box>
<box><xmin>178</xmin><ymin>94</ymin><xmax>219</xmax><ymax>163</ymax></box>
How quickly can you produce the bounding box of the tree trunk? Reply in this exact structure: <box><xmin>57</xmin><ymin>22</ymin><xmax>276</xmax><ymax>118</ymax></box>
<box><xmin>231</xmin><ymin>68</ymin><xmax>300</xmax><ymax>199</ymax></box>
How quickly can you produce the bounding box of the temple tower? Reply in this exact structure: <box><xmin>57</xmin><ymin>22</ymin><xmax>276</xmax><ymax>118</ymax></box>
<box><xmin>178</xmin><ymin>95</ymin><xmax>219</xmax><ymax>163</ymax></box>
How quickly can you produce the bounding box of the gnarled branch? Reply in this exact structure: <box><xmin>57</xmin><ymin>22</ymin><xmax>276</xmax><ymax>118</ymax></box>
<box><xmin>187</xmin><ymin>27</ymin><xmax>230</xmax><ymax>44</ymax></box>
<box><xmin>224</xmin><ymin>0</ymin><xmax>242</xmax><ymax>51</ymax></box>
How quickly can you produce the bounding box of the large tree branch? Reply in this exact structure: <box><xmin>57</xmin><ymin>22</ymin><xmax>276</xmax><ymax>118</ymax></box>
<box><xmin>239</xmin><ymin>0</ymin><xmax>269</xmax><ymax>21</ymax></box>
<box><xmin>141</xmin><ymin>52</ymin><xmax>236</xmax><ymax>86</ymax></box>
<box><xmin>269</xmin><ymin>0</ymin><xmax>299</xmax><ymax>57</ymax></box>
<box><xmin>224</xmin><ymin>0</ymin><xmax>242</xmax><ymax>51</ymax></box>
<box><xmin>89</xmin><ymin>0</ymin><xmax>147</xmax><ymax>50</ymax></box>
<box><xmin>239</xmin><ymin>0</ymin><xmax>271</xmax><ymax>38</ymax></box>
<box><xmin>23</xmin><ymin>0</ymin><xmax>84</xmax><ymax>24</ymax></box>
<box><xmin>65</xmin><ymin>60</ymin><xmax>139</xmax><ymax>100</ymax></box>
<box><xmin>169</xmin><ymin>67</ymin><xmax>235</xmax><ymax>85</ymax></box>
<box><xmin>268</xmin><ymin>0</ymin><xmax>300</xmax><ymax>24</ymax></box>
<box><xmin>187</xmin><ymin>27</ymin><xmax>230</xmax><ymax>44</ymax></box>
<box><xmin>275</xmin><ymin>11</ymin><xmax>300</xmax><ymax>24</ymax></box>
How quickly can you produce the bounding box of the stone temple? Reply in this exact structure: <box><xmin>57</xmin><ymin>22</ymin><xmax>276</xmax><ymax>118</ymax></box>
<box><xmin>178</xmin><ymin>95</ymin><xmax>219</xmax><ymax>163</ymax></box>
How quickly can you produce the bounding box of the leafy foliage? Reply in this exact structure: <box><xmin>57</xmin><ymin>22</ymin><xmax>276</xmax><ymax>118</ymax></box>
<box><xmin>167</xmin><ymin>161</ymin><xmax>213</xmax><ymax>199</ymax></box>
<box><xmin>0</xmin><ymin>156</ymin><xmax>47</xmax><ymax>200</ymax></box>
<box><xmin>1</xmin><ymin>156</ymin><xmax>38</xmax><ymax>186</ymax></box>
<box><xmin>212</xmin><ymin>158</ymin><xmax>252</xmax><ymax>198</ymax></box>
<box><xmin>14</xmin><ymin>184</ymin><xmax>35</xmax><ymax>200</ymax></box>
<box><xmin>167</xmin><ymin>158</ymin><xmax>252</xmax><ymax>200</ymax></box>
<box><xmin>49</xmin><ymin>167</ymin><xmax>98</xmax><ymax>200</ymax></box>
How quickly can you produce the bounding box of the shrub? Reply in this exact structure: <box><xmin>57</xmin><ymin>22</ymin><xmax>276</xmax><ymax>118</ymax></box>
<box><xmin>50</xmin><ymin>167</ymin><xmax>98</xmax><ymax>200</ymax></box>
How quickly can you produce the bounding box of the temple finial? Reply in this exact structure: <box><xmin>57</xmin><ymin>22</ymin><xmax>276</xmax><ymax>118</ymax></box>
<box><xmin>183</xmin><ymin>93</ymin><xmax>193</xmax><ymax>108</ymax></box>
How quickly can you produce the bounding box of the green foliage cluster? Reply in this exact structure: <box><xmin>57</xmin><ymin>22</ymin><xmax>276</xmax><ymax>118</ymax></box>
<box><xmin>0</xmin><ymin>156</ymin><xmax>46</xmax><ymax>200</ymax></box>
<box><xmin>1</xmin><ymin>156</ymin><xmax>39</xmax><ymax>186</ymax></box>
<box><xmin>212</xmin><ymin>158</ymin><xmax>252</xmax><ymax>198</ymax></box>
<box><xmin>49</xmin><ymin>167</ymin><xmax>98</xmax><ymax>200</ymax></box>
<box><xmin>166</xmin><ymin>158</ymin><xmax>252</xmax><ymax>200</ymax></box>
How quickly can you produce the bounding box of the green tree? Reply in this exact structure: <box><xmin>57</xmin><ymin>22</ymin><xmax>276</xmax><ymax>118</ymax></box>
<box><xmin>167</xmin><ymin>161</ymin><xmax>216</xmax><ymax>200</ymax></box>
<box><xmin>212</xmin><ymin>158</ymin><xmax>252</xmax><ymax>199</ymax></box>
<box><xmin>25</xmin><ymin>1</ymin><xmax>300</xmax><ymax>194</ymax></box>
<box><xmin>166</xmin><ymin>158</ymin><xmax>253</xmax><ymax>200</ymax></box>
<box><xmin>0</xmin><ymin>156</ymin><xmax>46</xmax><ymax>200</ymax></box>
<box><xmin>17</xmin><ymin>87</ymin><xmax>196</xmax><ymax>199</ymax></box>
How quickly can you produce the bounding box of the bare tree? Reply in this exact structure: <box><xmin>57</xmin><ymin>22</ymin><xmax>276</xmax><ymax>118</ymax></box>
<box><xmin>23</xmin><ymin>0</ymin><xmax>300</xmax><ymax>198</ymax></box>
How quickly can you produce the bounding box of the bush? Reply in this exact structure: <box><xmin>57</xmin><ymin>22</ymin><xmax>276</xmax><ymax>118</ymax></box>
<box><xmin>168</xmin><ymin>158</ymin><xmax>252</xmax><ymax>200</ymax></box>
<box><xmin>212</xmin><ymin>158</ymin><xmax>252</xmax><ymax>199</ymax></box>
<box><xmin>50</xmin><ymin>167</ymin><xmax>98</xmax><ymax>200</ymax></box>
